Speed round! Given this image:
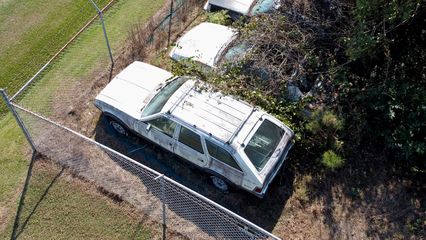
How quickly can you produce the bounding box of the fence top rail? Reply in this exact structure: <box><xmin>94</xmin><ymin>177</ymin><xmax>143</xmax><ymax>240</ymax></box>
<box><xmin>12</xmin><ymin>103</ymin><xmax>281</xmax><ymax>240</ymax></box>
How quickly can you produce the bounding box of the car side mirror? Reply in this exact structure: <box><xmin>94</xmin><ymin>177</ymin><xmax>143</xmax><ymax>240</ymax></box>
<box><xmin>146</xmin><ymin>123</ymin><xmax>152</xmax><ymax>132</ymax></box>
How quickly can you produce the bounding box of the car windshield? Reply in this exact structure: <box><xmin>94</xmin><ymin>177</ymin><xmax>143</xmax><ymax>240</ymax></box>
<box><xmin>250</xmin><ymin>0</ymin><xmax>277</xmax><ymax>15</ymax></box>
<box><xmin>244</xmin><ymin>119</ymin><xmax>284</xmax><ymax>171</ymax></box>
<box><xmin>220</xmin><ymin>42</ymin><xmax>250</xmax><ymax>63</ymax></box>
<box><xmin>142</xmin><ymin>77</ymin><xmax>188</xmax><ymax>117</ymax></box>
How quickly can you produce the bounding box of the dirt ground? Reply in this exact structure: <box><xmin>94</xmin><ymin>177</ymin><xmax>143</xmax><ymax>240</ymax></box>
<box><xmin>20</xmin><ymin>1</ymin><xmax>425</xmax><ymax>239</ymax></box>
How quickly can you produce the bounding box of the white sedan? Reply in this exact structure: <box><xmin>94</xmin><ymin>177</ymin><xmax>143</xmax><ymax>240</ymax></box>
<box><xmin>169</xmin><ymin>22</ymin><xmax>248</xmax><ymax>68</ymax></box>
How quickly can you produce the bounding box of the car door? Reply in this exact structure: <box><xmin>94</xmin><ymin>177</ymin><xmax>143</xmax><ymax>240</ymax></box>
<box><xmin>141</xmin><ymin>116</ymin><xmax>177</xmax><ymax>153</ymax></box>
<box><xmin>173</xmin><ymin>125</ymin><xmax>208</xmax><ymax>167</ymax></box>
<box><xmin>205</xmin><ymin>139</ymin><xmax>244</xmax><ymax>186</ymax></box>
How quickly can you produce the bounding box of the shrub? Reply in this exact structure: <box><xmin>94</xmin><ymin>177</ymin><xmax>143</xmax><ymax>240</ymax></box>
<box><xmin>206</xmin><ymin>10</ymin><xmax>231</xmax><ymax>26</ymax></box>
<box><xmin>306</xmin><ymin>109</ymin><xmax>343</xmax><ymax>136</ymax></box>
<box><xmin>321</xmin><ymin>150</ymin><xmax>345</xmax><ymax>171</ymax></box>
<box><xmin>341</xmin><ymin>0</ymin><xmax>425</xmax><ymax>172</ymax></box>
<box><xmin>322</xmin><ymin>111</ymin><xmax>343</xmax><ymax>131</ymax></box>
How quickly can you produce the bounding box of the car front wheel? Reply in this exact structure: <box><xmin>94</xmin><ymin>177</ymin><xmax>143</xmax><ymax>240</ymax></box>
<box><xmin>109</xmin><ymin>118</ymin><xmax>128</xmax><ymax>136</ymax></box>
<box><xmin>210</xmin><ymin>175</ymin><xmax>229</xmax><ymax>192</ymax></box>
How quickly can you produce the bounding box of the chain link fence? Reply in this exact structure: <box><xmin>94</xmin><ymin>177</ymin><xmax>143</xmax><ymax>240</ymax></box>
<box><xmin>1</xmin><ymin>0</ymin><xmax>281</xmax><ymax>239</ymax></box>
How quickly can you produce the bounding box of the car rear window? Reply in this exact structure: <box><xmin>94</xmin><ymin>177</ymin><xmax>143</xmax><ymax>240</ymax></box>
<box><xmin>244</xmin><ymin>119</ymin><xmax>284</xmax><ymax>171</ymax></box>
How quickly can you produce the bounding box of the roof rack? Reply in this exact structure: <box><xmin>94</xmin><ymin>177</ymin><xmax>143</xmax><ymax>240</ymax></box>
<box><xmin>226</xmin><ymin>107</ymin><xmax>256</xmax><ymax>144</ymax></box>
<box><xmin>167</xmin><ymin>84</ymin><xmax>195</xmax><ymax>114</ymax></box>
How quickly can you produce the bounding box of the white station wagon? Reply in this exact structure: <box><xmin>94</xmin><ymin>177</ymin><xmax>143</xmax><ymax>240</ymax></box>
<box><xmin>95</xmin><ymin>61</ymin><xmax>294</xmax><ymax>197</ymax></box>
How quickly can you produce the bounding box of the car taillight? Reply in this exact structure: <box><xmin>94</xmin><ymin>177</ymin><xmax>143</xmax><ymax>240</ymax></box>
<box><xmin>254</xmin><ymin>186</ymin><xmax>263</xmax><ymax>193</ymax></box>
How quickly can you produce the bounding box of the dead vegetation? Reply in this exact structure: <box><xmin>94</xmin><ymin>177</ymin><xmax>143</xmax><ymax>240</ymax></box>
<box><xmin>229</xmin><ymin>0</ymin><xmax>353</xmax><ymax>103</ymax></box>
<box><xmin>127</xmin><ymin>0</ymin><xmax>205</xmax><ymax>63</ymax></box>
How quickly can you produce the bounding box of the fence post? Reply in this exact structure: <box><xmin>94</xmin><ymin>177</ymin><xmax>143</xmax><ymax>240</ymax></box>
<box><xmin>167</xmin><ymin>0</ymin><xmax>174</xmax><ymax>46</ymax></box>
<box><xmin>155</xmin><ymin>174</ymin><xmax>167</xmax><ymax>240</ymax></box>
<box><xmin>0</xmin><ymin>89</ymin><xmax>37</xmax><ymax>152</ymax></box>
<box><xmin>89</xmin><ymin>0</ymin><xmax>114</xmax><ymax>67</ymax></box>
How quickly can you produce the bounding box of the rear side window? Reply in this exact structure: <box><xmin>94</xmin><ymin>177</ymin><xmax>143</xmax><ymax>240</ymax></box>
<box><xmin>206</xmin><ymin>140</ymin><xmax>241</xmax><ymax>171</ymax></box>
<box><xmin>148</xmin><ymin>117</ymin><xmax>176</xmax><ymax>137</ymax></box>
<box><xmin>178</xmin><ymin>126</ymin><xmax>204</xmax><ymax>153</ymax></box>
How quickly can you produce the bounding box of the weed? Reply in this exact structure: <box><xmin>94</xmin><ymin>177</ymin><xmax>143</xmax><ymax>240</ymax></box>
<box><xmin>321</xmin><ymin>150</ymin><xmax>345</xmax><ymax>171</ymax></box>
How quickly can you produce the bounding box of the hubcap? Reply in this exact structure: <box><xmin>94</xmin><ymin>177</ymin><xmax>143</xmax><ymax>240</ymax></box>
<box><xmin>211</xmin><ymin>176</ymin><xmax>228</xmax><ymax>192</ymax></box>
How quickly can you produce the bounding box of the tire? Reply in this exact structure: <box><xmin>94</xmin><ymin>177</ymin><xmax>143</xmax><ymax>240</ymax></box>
<box><xmin>210</xmin><ymin>175</ymin><xmax>229</xmax><ymax>192</ymax></box>
<box><xmin>108</xmin><ymin>118</ymin><xmax>128</xmax><ymax>136</ymax></box>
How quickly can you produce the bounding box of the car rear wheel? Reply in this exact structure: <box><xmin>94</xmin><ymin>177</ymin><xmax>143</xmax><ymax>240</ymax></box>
<box><xmin>109</xmin><ymin>119</ymin><xmax>128</xmax><ymax>136</ymax></box>
<box><xmin>210</xmin><ymin>175</ymin><xmax>229</xmax><ymax>192</ymax></box>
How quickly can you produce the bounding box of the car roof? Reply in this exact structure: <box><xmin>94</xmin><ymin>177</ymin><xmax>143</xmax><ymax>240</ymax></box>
<box><xmin>208</xmin><ymin>0</ymin><xmax>256</xmax><ymax>15</ymax></box>
<box><xmin>169</xmin><ymin>22</ymin><xmax>237</xmax><ymax>67</ymax></box>
<box><xmin>163</xmin><ymin>80</ymin><xmax>256</xmax><ymax>143</ymax></box>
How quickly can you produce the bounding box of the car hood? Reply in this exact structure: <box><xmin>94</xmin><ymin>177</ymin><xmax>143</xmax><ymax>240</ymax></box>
<box><xmin>95</xmin><ymin>61</ymin><xmax>173</xmax><ymax>118</ymax></box>
<box><xmin>169</xmin><ymin>22</ymin><xmax>237</xmax><ymax>68</ymax></box>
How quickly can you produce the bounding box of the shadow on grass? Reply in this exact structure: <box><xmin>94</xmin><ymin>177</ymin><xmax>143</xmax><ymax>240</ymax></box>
<box><xmin>11</xmin><ymin>152</ymin><xmax>65</xmax><ymax>239</ymax></box>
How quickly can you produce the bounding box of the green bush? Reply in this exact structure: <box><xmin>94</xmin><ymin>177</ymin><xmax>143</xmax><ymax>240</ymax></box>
<box><xmin>344</xmin><ymin>0</ymin><xmax>420</xmax><ymax>60</ymax></box>
<box><xmin>341</xmin><ymin>0</ymin><xmax>425</xmax><ymax>172</ymax></box>
<box><xmin>306</xmin><ymin>109</ymin><xmax>343</xmax><ymax>136</ymax></box>
<box><xmin>206</xmin><ymin>10</ymin><xmax>231</xmax><ymax>26</ymax></box>
<box><xmin>322</xmin><ymin>150</ymin><xmax>345</xmax><ymax>171</ymax></box>
<box><xmin>322</xmin><ymin>111</ymin><xmax>343</xmax><ymax>131</ymax></box>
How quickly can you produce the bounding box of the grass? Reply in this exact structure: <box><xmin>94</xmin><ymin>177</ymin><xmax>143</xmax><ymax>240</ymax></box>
<box><xmin>0</xmin><ymin>0</ymin><xmax>110</xmax><ymax>100</ymax></box>
<box><xmin>0</xmin><ymin>115</ymin><xmax>28</xmax><ymax>236</ymax></box>
<box><xmin>0</xmin><ymin>161</ymin><xmax>153</xmax><ymax>239</ymax></box>
<box><xmin>0</xmin><ymin>116</ymin><xmax>27</xmax><ymax>204</ymax></box>
<box><xmin>0</xmin><ymin>0</ymin><xmax>165</xmax><ymax>238</ymax></box>
<box><xmin>14</xmin><ymin>0</ymin><xmax>166</xmax><ymax>115</ymax></box>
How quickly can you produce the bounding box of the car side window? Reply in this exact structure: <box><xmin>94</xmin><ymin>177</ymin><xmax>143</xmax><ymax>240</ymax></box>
<box><xmin>148</xmin><ymin>117</ymin><xmax>176</xmax><ymax>137</ymax></box>
<box><xmin>178</xmin><ymin>126</ymin><xmax>204</xmax><ymax>153</ymax></box>
<box><xmin>206</xmin><ymin>140</ymin><xmax>242</xmax><ymax>171</ymax></box>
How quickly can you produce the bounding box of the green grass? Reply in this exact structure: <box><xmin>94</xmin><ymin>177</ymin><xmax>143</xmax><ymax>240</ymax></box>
<box><xmin>0</xmin><ymin>0</ymin><xmax>165</xmax><ymax>238</ymax></box>
<box><xmin>15</xmin><ymin>0</ymin><xmax>166</xmax><ymax>116</ymax></box>
<box><xmin>0</xmin><ymin>115</ymin><xmax>27</xmax><ymax>204</ymax></box>
<box><xmin>0</xmin><ymin>0</ymin><xmax>110</xmax><ymax>99</ymax></box>
<box><xmin>0</xmin><ymin>162</ymin><xmax>153</xmax><ymax>239</ymax></box>
<box><xmin>0</xmin><ymin>115</ymin><xmax>28</xmax><ymax>237</ymax></box>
